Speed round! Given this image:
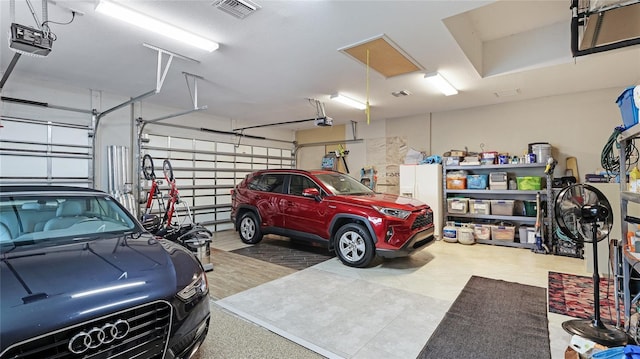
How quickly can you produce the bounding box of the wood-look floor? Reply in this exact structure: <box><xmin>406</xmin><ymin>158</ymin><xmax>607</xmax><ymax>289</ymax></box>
<box><xmin>204</xmin><ymin>248</ymin><xmax>297</xmax><ymax>300</ymax></box>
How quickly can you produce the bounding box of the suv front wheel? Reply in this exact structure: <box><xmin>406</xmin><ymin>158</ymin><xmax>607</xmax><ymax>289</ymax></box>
<box><xmin>239</xmin><ymin>212</ymin><xmax>263</xmax><ymax>244</ymax></box>
<box><xmin>335</xmin><ymin>223</ymin><xmax>375</xmax><ymax>268</ymax></box>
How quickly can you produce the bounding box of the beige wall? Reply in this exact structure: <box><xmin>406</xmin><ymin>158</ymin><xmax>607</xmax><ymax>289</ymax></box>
<box><xmin>295</xmin><ymin>124</ymin><xmax>347</xmax><ymax>171</ymax></box>
<box><xmin>297</xmin><ymin>87</ymin><xmax>626</xmax><ymax>188</ymax></box>
<box><xmin>431</xmin><ymin>87</ymin><xmax>624</xmax><ymax>179</ymax></box>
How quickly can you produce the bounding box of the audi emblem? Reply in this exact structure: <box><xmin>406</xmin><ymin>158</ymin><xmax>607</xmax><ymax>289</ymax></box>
<box><xmin>68</xmin><ymin>319</ymin><xmax>130</xmax><ymax>354</ymax></box>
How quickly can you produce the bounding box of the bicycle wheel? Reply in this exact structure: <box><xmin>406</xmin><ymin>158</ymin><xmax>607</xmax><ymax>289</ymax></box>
<box><xmin>163</xmin><ymin>159</ymin><xmax>174</xmax><ymax>182</ymax></box>
<box><xmin>142</xmin><ymin>154</ymin><xmax>155</xmax><ymax>180</ymax></box>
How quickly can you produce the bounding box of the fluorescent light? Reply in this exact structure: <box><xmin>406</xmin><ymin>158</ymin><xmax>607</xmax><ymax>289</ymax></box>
<box><xmin>330</xmin><ymin>93</ymin><xmax>367</xmax><ymax>110</ymax></box>
<box><xmin>95</xmin><ymin>0</ymin><xmax>219</xmax><ymax>52</ymax></box>
<box><xmin>424</xmin><ymin>72</ymin><xmax>458</xmax><ymax>96</ymax></box>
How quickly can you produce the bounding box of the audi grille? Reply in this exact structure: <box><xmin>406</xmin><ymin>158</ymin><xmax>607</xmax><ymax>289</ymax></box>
<box><xmin>0</xmin><ymin>301</ymin><xmax>172</xmax><ymax>359</ymax></box>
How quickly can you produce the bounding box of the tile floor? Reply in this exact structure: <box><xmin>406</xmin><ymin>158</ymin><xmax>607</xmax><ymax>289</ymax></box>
<box><xmin>203</xmin><ymin>230</ymin><xmax>596</xmax><ymax>358</ymax></box>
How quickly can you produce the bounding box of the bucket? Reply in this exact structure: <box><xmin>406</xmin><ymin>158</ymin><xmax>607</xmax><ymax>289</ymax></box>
<box><xmin>532</xmin><ymin>143</ymin><xmax>552</xmax><ymax>164</ymax></box>
<box><xmin>458</xmin><ymin>226</ymin><xmax>475</xmax><ymax>245</ymax></box>
<box><xmin>442</xmin><ymin>222</ymin><xmax>458</xmax><ymax>243</ymax></box>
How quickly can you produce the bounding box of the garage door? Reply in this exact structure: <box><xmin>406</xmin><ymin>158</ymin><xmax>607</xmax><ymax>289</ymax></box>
<box><xmin>0</xmin><ymin>116</ymin><xmax>93</xmax><ymax>187</ymax></box>
<box><xmin>140</xmin><ymin>133</ymin><xmax>294</xmax><ymax>232</ymax></box>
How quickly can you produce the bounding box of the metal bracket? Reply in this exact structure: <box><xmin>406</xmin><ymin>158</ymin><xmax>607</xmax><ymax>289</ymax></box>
<box><xmin>143</xmin><ymin>43</ymin><xmax>199</xmax><ymax>94</ymax></box>
<box><xmin>183</xmin><ymin>72</ymin><xmax>203</xmax><ymax>109</ymax></box>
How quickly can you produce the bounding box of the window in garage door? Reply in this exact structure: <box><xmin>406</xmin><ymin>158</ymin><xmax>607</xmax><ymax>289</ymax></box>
<box><xmin>0</xmin><ymin>117</ymin><xmax>92</xmax><ymax>187</ymax></box>
<box><xmin>140</xmin><ymin>134</ymin><xmax>294</xmax><ymax>233</ymax></box>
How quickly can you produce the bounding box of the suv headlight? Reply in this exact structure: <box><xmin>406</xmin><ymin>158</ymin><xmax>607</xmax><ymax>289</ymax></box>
<box><xmin>373</xmin><ymin>206</ymin><xmax>411</xmax><ymax>220</ymax></box>
<box><xmin>177</xmin><ymin>272</ymin><xmax>208</xmax><ymax>302</ymax></box>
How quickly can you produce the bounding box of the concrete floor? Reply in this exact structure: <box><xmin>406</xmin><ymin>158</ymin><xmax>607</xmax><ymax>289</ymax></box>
<box><xmin>195</xmin><ymin>230</ymin><xmax>595</xmax><ymax>358</ymax></box>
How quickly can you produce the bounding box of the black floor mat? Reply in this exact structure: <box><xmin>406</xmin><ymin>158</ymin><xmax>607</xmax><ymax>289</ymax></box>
<box><xmin>230</xmin><ymin>236</ymin><xmax>334</xmax><ymax>270</ymax></box>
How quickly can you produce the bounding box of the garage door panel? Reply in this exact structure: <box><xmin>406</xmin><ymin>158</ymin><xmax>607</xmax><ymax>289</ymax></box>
<box><xmin>236</xmin><ymin>145</ymin><xmax>252</xmax><ymax>155</ymax></box>
<box><xmin>141</xmin><ymin>132</ymin><xmax>293</xmax><ymax>232</ymax></box>
<box><xmin>1</xmin><ymin>118</ymin><xmax>92</xmax><ymax>186</ymax></box>
<box><xmin>195</xmin><ymin>140</ymin><xmax>214</xmax><ymax>151</ymax></box>
<box><xmin>170</xmin><ymin>138</ymin><xmax>192</xmax><ymax>150</ymax></box>
<box><xmin>217</xmin><ymin>143</ymin><xmax>234</xmax><ymax>153</ymax></box>
<box><xmin>51</xmin><ymin>127</ymin><xmax>90</xmax><ymax>146</ymax></box>
<box><xmin>194</xmin><ymin>196</ymin><xmax>213</xmax><ymax>206</ymax></box>
<box><xmin>217</xmin><ymin>195</ymin><xmax>231</xmax><ymax>204</ymax></box>
<box><xmin>145</xmin><ymin>150</ymin><xmax>168</xmax><ymax>160</ymax></box>
<box><xmin>216</xmin><ymin>178</ymin><xmax>235</xmax><ymax>186</ymax></box>
<box><xmin>194</xmin><ymin>188</ymin><xmax>214</xmax><ymax>196</ymax></box>
<box><xmin>0</xmin><ymin>155</ymin><xmax>47</xmax><ymax>177</ymax></box>
<box><xmin>51</xmin><ymin>158</ymin><xmax>90</xmax><ymax>177</ymax></box>
<box><xmin>194</xmin><ymin>179</ymin><xmax>213</xmax><ymax>187</ymax></box>
<box><xmin>253</xmin><ymin>147</ymin><xmax>267</xmax><ymax>156</ymax></box>
<box><xmin>195</xmin><ymin>153</ymin><xmax>215</xmax><ymax>161</ymax></box>
<box><xmin>268</xmin><ymin>148</ymin><xmax>281</xmax><ymax>157</ymax></box>
<box><xmin>216</xmin><ymin>212</ymin><xmax>230</xmax><ymax>221</ymax></box>
<box><xmin>0</xmin><ymin>121</ymin><xmax>47</xmax><ymax>143</ymax></box>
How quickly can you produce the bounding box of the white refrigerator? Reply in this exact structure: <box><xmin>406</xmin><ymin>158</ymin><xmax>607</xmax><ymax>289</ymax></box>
<box><xmin>399</xmin><ymin>164</ymin><xmax>443</xmax><ymax>238</ymax></box>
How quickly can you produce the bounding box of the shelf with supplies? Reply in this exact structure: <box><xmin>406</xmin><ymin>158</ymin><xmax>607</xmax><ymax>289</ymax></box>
<box><xmin>617</xmin><ymin>125</ymin><xmax>640</xmax><ymax>332</ymax></box>
<box><xmin>442</xmin><ymin>161</ymin><xmax>553</xmax><ymax>249</ymax></box>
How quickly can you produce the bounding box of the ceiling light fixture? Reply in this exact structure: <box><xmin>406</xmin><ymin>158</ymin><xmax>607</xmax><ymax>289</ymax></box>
<box><xmin>95</xmin><ymin>0</ymin><xmax>219</xmax><ymax>52</ymax></box>
<box><xmin>330</xmin><ymin>93</ymin><xmax>367</xmax><ymax>110</ymax></box>
<box><xmin>424</xmin><ymin>72</ymin><xmax>458</xmax><ymax>96</ymax></box>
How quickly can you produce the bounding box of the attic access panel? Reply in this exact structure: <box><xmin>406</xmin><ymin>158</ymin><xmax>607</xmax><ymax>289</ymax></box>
<box><xmin>339</xmin><ymin>34</ymin><xmax>424</xmax><ymax>78</ymax></box>
<box><xmin>573</xmin><ymin>0</ymin><xmax>640</xmax><ymax>56</ymax></box>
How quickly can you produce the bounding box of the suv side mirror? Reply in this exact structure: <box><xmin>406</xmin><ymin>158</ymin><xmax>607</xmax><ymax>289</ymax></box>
<box><xmin>302</xmin><ymin>188</ymin><xmax>321</xmax><ymax>201</ymax></box>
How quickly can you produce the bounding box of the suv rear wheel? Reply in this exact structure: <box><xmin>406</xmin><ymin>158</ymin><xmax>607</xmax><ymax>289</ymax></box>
<box><xmin>239</xmin><ymin>212</ymin><xmax>263</xmax><ymax>244</ymax></box>
<box><xmin>335</xmin><ymin>223</ymin><xmax>375</xmax><ymax>268</ymax></box>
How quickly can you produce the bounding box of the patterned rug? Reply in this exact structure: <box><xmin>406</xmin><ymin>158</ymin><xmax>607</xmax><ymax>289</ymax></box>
<box><xmin>548</xmin><ymin>271</ymin><xmax>623</xmax><ymax>325</ymax></box>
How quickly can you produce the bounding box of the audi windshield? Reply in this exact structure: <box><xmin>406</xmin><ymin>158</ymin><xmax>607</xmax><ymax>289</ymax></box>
<box><xmin>0</xmin><ymin>193</ymin><xmax>137</xmax><ymax>252</ymax></box>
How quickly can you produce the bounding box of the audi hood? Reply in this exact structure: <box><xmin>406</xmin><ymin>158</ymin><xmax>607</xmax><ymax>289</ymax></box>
<box><xmin>0</xmin><ymin>235</ymin><xmax>195</xmax><ymax>348</ymax></box>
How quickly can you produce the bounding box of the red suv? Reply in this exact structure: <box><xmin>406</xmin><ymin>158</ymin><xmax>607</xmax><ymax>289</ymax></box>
<box><xmin>230</xmin><ymin>169</ymin><xmax>435</xmax><ymax>268</ymax></box>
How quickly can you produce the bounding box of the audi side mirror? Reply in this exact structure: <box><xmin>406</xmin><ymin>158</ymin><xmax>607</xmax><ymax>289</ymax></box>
<box><xmin>302</xmin><ymin>188</ymin><xmax>321</xmax><ymax>201</ymax></box>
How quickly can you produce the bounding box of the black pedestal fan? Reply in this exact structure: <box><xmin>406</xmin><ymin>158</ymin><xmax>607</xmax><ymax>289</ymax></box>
<box><xmin>555</xmin><ymin>184</ymin><xmax>628</xmax><ymax>346</ymax></box>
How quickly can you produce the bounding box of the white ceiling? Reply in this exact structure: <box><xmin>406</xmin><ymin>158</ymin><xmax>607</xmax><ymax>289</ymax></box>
<box><xmin>1</xmin><ymin>0</ymin><xmax>639</xmax><ymax>132</ymax></box>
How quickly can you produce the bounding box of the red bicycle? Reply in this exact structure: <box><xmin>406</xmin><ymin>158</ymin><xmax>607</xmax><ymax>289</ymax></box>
<box><xmin>141</xmin><ymin>155</ymin><xmax>212</xmax><ymax>251</ymax></box>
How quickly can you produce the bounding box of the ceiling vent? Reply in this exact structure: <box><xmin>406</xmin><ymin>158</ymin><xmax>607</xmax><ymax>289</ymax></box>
<box><xmin>392</xmin><ymin>90</ymin><xmax>412</xmax><ymax>97</ymax></box>
<box><xmin>212</xmin><ymin>0</ymin><xmax>260</xmax><ymax>19</ymax></box>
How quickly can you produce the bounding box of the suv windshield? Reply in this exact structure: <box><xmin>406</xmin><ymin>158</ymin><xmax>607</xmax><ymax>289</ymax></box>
<box><xmin>315</xmin><ymin>172</ymin><xmax>374</xmax><ymax>195</ymax></box>
<box><xmin>0</xmin><ymin>194</ymin><xmax>137</xmax><ymax>250</ymax></box>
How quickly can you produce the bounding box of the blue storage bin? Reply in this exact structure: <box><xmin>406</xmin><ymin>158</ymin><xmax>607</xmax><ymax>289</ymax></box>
<box><xmin>467</xmin><ymin>175</ymin><xmax>488</xmax><ymax>189</ymax></box>
<box><xmin>617</xmin><ymin>86</ymin><xmax>639</xmax><ymax>130</ymax></box>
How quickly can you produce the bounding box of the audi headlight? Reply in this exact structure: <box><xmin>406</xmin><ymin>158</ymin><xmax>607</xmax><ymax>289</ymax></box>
<box><xmin>177</xmin><ymin>272</ymin><xmax>208</xmax><ymax>302</ymax></box>
<box><xmin>373</xmin><ymin>206</ymin><xmax>411</xmax><ymax>220</ymax></box>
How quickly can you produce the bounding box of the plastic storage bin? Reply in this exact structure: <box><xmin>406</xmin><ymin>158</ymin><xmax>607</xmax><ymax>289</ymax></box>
<box><xmin>523</xmin><ymin>200</ymin><xmax>538</xmax><ymax>217</ymax></box>
<box><xmin>467</xmin><ymin>175</ymin><xmax>488</xmax><ymax>189</ymax></box>
<box><xmin>473</xmin><ymin>224</ymin><xmax>491</xmax><ymax>240</ymax></box>
<box><xmin>447</xmin><ymin>198</ymin><xmax>469</xmax><ymax>214</ymax></box>
<box><xmin>446</xmin><ymin>171</ymin><xmax>468</xmax><ymax>189</ymax></box>
<box><xmin>617</xmin><ymin>86</ymin><xmax>639</xmax><ymax>130</ymax></box>
<box><xmin>518</xmin><ymin>225</ymin><xmax>536</xmax><ymax>244</ymax></box>
<box><xmin>517</xmin><ymin>176</ymin><xmax>542</xmax><ymax>190</ymax></box>
<box><xmin>469</xmin><ymin>199</ymin><xmax>491</xmax><ymax>214</ymax></box>
<box><xmin>489</xmin><ymin>172</ymin><xmax>508</xmax><ymax>190</ymax></box>
<box><xmin>491</xmin><ymin>225</ymin><xmax>515</xmax><ymax>241</ymax></box>
<box><xmin>490</xmin><ymin>200</ymin><xmax>514</xmax><ymax>216</ymax></box>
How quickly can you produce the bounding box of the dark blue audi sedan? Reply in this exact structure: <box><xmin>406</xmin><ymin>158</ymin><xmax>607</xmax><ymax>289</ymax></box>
<box><xmin>0</xmin><ymin>186</ymin><xmax>210</xmax><ymax>359</ymax></box>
